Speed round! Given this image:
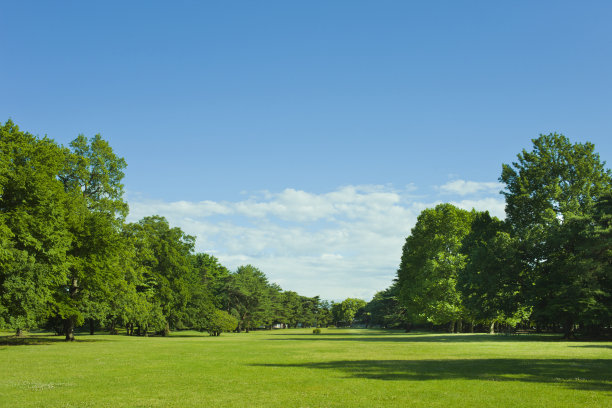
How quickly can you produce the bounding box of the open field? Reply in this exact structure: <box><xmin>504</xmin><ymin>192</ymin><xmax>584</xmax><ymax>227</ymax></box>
<box><xmin>1</xmin><ymin>329</ymin><xmax>611</xmax><ymax>407</ymax></box>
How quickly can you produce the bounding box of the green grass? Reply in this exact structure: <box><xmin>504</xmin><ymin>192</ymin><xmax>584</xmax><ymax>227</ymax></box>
<box><xmin>1</xmin><ymin>328</ymin><xmax>611</xmax><ymax>407</ymax></box>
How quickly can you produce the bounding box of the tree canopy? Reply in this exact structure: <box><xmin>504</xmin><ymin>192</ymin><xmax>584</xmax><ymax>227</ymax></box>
<box><xmin>0</xmin><ymin>120</ymin><xmax>333</xmax><ymax>339</ymax></box>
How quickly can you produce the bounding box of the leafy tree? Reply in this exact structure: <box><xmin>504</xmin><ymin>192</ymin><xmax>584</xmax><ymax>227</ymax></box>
<box><xmin>530</xmin><ymin>195</ymin><xmax>612</xmax><ymax>336</ymax></box>
<box><xmin>300</xmin><ymin>295</ymin><xmax>320</xmax><ymax>327</ymax></box>
<box><xmin>458</xmin><ymin>212</ymin><xmax>529</xmax><ymax>333</ymax></box>
<box><xmin>57</xmin><ymin>133</ymin><xmax>129</xmax><ymax>340</ymax></box>
<box><xmin>317</xmin><ymin>299</ymin><xmax>333</xmax><ymax>327</ymax></box>
<box><xmin>127</xmin><ymin>216</ymin><xmax>196</xmax><ymax>334</ymax></box>
<box><xmin>0</xmin><ymin>121</ymin><xmax>71</xmax><ymax>335</ymax></box>
<box><xmin>364</xmin><ymin>283</ymin><xmax>408</xmax><ymax>329</ymax></box>
<box><xmin>500</xmin><ymin>133</ymin><xmax>612</xmax><ymax>337</ymax></box>
<box><xmin>189</xmin><ymin>253</ymin><xmax>230</xmax><ymax>308</ymax></box>
<box><xmin>200</xmin><ymin>310</ymin><xmax>238</xmax><ymax>336</ymax></box>
<box><xmin>279</xmin><ymin>291</ymin><xmax>303</xmax><ymax>328</ymax></box>
<box><xmin>397</xmin><ymin>203</ymin><xmax>474</xmax><ymax>332</ymax></box>
<box><xmin>501</xmin><ymin>133</ymin><xmax>611</xmax><ymax>233</ymax></box>
<box><xmin>226</xmin><ymin>265</ymin><xmax>272</xmax><ymax>332</ymax></box>
<box><xmin>332</xmin><ymin>298</ymin><xmax>366</xmax><ymax>327</ymax></box>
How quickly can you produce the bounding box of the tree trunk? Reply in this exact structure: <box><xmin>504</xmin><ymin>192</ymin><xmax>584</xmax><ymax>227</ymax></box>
<box><xmin>457</xmin><ymin>318</ymin><xmax>463</xmax><ymax>333</ymax></box>
<box><xmin>448</xmin><ymin>321</ymin><xmax>455</xmax><ymax>333</ymax></box>
<box><xmin>65</xmin><ymin>277</ymin><xmax>78</xmax><ymax>341</ymax></box>
<box><xmin>563</xmin><ymin>318</ymin><xmax>576</xmax><ymax>339</ymax></box>
<box><xmin>89</xmin><ymin>319</ymin><xmax>95</xmax><ymax>335</ymax></box>
<box><xmin>163</xmin><ymin>322</ymin><xmax>170</xmax><ymax>336</ymax></box>
<box><xmin>15</xmin><ymin>328</ymin><xmax>24</xmax><ymax>337</ymax></box>
<box><xmin>489</xmin><ymin>321</ymin><xmax>495</xmax><ymax>334</ymax></box>
<box><xmin>468</xmin><ymin>321</ymin><xmax>474</xmax><ymax>333</ymax></box>
<box><xmin>64</xmin><ymin>317</ymin><xmax>75</xmax><ymax>341</ymax></box>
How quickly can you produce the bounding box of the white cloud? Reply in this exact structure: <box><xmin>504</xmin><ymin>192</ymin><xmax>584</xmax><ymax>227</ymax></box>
<box><xmin>126</xmin><ymin>182</ymin><xmax>506</xmax><ymax>301</ymax></box>
<box><xmin>451</xmin><ymin>197</ymin><xmax>506</xmax><ymax>219</ymax></box>
<box><xmin>438</xmin><ymin>179</ymin><xmax>503</xmax><ymax>196</ymax></box>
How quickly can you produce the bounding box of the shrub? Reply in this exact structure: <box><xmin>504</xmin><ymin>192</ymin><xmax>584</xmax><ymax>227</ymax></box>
<box><xmin>312</xmin><ymin>328</ymin><xmax>321</xmax><ymax>334</ymax></box>
<box><xmin>204</xmin><ymin>310</ymin><xmax>239</xmax><ymax>336</ymax></box>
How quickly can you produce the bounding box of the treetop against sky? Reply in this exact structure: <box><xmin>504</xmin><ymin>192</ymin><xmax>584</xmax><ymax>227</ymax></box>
<box><xmin>2</xmin><ymin>1</ymin><xmax>611</xmax><ymax>300</ymax></box>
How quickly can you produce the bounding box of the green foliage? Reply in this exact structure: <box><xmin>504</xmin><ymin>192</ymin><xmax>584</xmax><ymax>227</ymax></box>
<box><xmin>332</xmin><ymin>298</ymin><xmax>366</xmax><ymax>327</ymax></box>
<box><xmin>501</xmin><ymin>133</ymin><xmax>611</xmax><ymax>232</ymax></box>
<box><xmin>0</xmin><ymin>120</ymin><xmax>325</xmax><ymax>339</ymax></box>
<box><xmin>364</xmin><ymin>283</ymin><xmax>408</xmax><ymax>329</ymax></box>
<box><xmin>189</xmin><ymin>253</ymin><xmax>230</xmax><ymax>308</ymax></box>
<box><xmin>458</xmin><ymin>212</ymin><xmax>529</xmax><ymax>326</ymax></box>
<box><xmin>500</xmin><ymin>133</ymin><xmax>612</xmax><ymax>336</ymax></box>
<box><xmin>312</xmin><ymin>328</ymin><xmax>321</xmax><ymax>334</ymax></box>
<box><xmin>397</xmin><ymin>204</ymin><xmax>473</xmax><ymax>327</ymax></box>
<box><xmin>201</xmin><ymin>309</ymin><xmax>238</xmax><ymax>336</ymax></box>
<box><xmin>125</xmin><ymin>216</ymin><xmax>197</xmax><ymax>332</ymax></box>
<box><xmin>226</xmin><ymin>265</ymin><xmax>273</xmax><ymax>331</ymax></box>
<box><xmin>391</xmin><ymin>133</ymin><xmax>612</xmax><ymax>336</ymax></box>
<box><xmin>0</xmin><ymin>121</ymin><xmax>71</xmax><ymax>333</ymax></box>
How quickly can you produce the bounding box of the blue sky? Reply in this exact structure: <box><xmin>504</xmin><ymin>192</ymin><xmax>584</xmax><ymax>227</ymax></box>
<box><xmin>2</xmin><ymin>1</ymin><xmax>611</xmax><ymax>300</ymax></box>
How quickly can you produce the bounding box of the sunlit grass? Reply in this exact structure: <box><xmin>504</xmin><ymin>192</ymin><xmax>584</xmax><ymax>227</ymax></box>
<box><xmin>1</xmin><ymin>328</ymin><xmax>611</xmax><ymax>407</ymax></box>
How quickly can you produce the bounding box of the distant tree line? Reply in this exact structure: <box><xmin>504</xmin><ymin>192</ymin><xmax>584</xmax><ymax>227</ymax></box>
<box><xmin>0</xmin><ymin>120</ymin><xmax>339</xmax><ymax>340</ymax></box>
<box><xmin>4</xmin><ymin>121</ymin><xmax>609</xmax><ymax>340</ymax></box>
<box><xmin>366</xmin><ymin>134</ymin><xmax>612</xmax><ymax>338</ymax></box>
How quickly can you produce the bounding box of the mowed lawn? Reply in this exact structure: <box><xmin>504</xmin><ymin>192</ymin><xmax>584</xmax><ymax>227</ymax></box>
<box><xmin>1</xmin><ymin>329</ymin><xmax>611</xmax><ymax>407</ymax></box>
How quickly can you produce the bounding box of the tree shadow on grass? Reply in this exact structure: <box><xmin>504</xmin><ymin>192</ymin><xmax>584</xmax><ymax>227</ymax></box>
<box><xmin>268</xmin><ymin>332</ymin><xmax>559</xmax><ymax>343</ymax></box>
<box><xmin>252</xmin><ymin>358</ymin><xmax>612</xmax><ymax>392</ymax></box>
<box><xmin>0</xmin><ymin>334</ymin><xmax>106</xmax><ymax>346</ymax></box>
<box><xmin>571</xmin><ymin>345</ymin><xmax>612</xmax><ymax>350</ymax></box>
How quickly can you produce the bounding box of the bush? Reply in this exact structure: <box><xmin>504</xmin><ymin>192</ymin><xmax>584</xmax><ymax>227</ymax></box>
<box><xmin>312</xmin><ymin>328</ymin><xmax>321</xmax><ymax>334</ymax></box>
<box><xmin>204</xmin><ymin>310</ymin><xmax>238</xmax><ymax>336</ymax></box>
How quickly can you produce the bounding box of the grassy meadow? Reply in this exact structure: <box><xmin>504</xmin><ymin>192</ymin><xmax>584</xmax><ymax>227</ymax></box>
<box><xmin>1</xmin><ymin>328</ymin><xmax>611</xmax><ymax>407</ymax></box>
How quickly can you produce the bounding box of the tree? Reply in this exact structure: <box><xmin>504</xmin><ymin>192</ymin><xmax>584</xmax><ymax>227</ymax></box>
<box><xmin>500</xmin><ymin>133</ymin><xmax>612</xmax><ymax>337</ymax></box>
<box><xmin>279</xmin><ymin>291</ymin><xmax>303</xmax><ymax>328</ymax></box>
<box><xmin>226</xmin><ymin>265</ymin><xmax>272</xmax><ymax>332</ymax></box>
<box><xmin>317</xmin><ymin>300</ymin><xmax>333</xmax><ymax>327</ymax></box>
<box><xmin>0</xmin><ymin>121</ymin><xmax>72</xmax><ymax>335</ymax></box>
<box><xmin>200</xmin><ymin>310</ymin><xmax>238</xmax><ymax>336</ymax></box>
<box><xmin>333</xmin><ymin>298</ymin><xmax>366</xmax><ymax>327</ymax></box>
<box><xmin>189</xmin><ymin>253</ymin><xmax>230</xmax><ymax>308</ymax></box>
<box><xmin>57</xmin><ymin>133</ymin><xmax>129</xmax><ymax>341</ymax></box>
<box><xmin>364</xmin><ymin>282</ymin><xmax>408</xmax><ymax>329</ymax></box>
<box><xmin>458</xmin><ymin>212</ymin><xmax>529</xmax><ymax>333</ymax></box>
<box><xmin>397</xmin><ymin>203</ymin><xmax>474</xmax><ymax>332</ymax></box>
<box><xmin>127</xmin><ymin>216</ymin><xmax>196</xmax><ymax>334</ymax></box>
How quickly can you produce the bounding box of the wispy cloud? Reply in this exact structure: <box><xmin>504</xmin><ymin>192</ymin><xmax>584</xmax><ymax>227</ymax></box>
<box><xmin>438</xmin><ymin>179</ymin><xmax>503</xmax><ymax>196</ymax></box>
<box><xmin>127</xmin><ymin>182</ymin><xmax>505</xmax><ymax>301</ymax></box>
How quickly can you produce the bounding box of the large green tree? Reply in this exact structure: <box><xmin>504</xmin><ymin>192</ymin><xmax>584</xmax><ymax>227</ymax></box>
<box><xmin>397</xmin><ymin>203</ymin><xmax>474</xmax><ymax>332</ymax></box>
<box><xmin>126</xmin><ymin>216</ymin><xmax>196</xmax><ymax>334</ymax></box>
<box><xmin>58</xmin><ymin>134</ymin><xmax>128</xmax><ymax>340</ymax></box>
<box><xmin>364</xmin><ymin>282</ymin><xmax>408</xmax><ymax>330</ymax></box>
<box><xmin>458</xmin><ymin>212</ymin><xmax>529</xmax><ymax>333</ymax></box>
<box><xmin>0</xmin><ymin>121</ymin><xmax>72</xmax><ymax>335</ymax></box>
<box><xmin>331</xmin><ymin>298</ymin><xmax>366</xmax><ymax>327</ymax></box>
<box><xmin>226</xmin><ymin>265</ymin><xmax>273</xmax><ymax>332</ymax></box>
<box><xmin>500</xmin><ymin>133</ymin><xmax>612</xmax><ymax>337</ymax></box>
<box><xmin>189</xmin><ymin>253</ymin><xmax>230</xmax><ymax>308</ymax></box>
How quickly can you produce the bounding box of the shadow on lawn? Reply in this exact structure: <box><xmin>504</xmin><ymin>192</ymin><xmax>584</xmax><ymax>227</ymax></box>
<box><xmin>268</xmin><ymin>333</ymin><xmax>558</xmax><ymax>343</ymax></box>
<box><xmin>252</xmin><ymin>358</ymin><xmax>612</xmax><ymax>392</ymax></box>
<box><xmin>571</xmin><ymin>345</ymin><xmax>612</xmax><ymax>350</ymax></box>
<box><xmin>0</xmin><ymin>334</ymin><xmax>104</xmax><ymax>346</ymax></box>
